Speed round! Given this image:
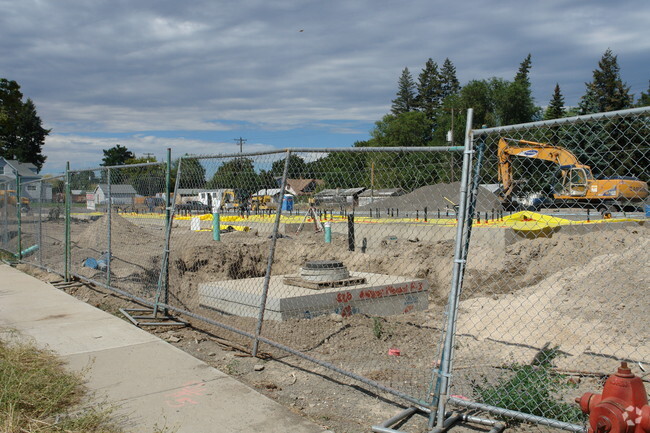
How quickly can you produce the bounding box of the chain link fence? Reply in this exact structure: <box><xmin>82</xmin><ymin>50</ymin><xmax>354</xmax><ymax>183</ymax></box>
<box><xmin>435</xmin><ymin>106</ymin><xmax>649</xmax><ymax>430</ymax></box>
<box><xmin>159</xmin><ymin>147</ymin><xmax>466</xmax><ymax>407</ymax></box>
<box><xmin>66</xmin><ymin>162</ymin><xmax>168</xmax><ymax>304</ymax></box>
<box><xmin>1</xmin><ymin>107</ymin><xmax>647</xmax><ymax>432</ymax></box>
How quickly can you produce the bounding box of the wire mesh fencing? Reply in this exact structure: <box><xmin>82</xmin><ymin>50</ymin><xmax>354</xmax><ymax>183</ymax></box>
<box><xmin>436</xmin><ymin>107</ymin><xmax>650</xmax><ymax>430</ymax></box>
<box><xmin>155</xmin><ymin>147</ymin><xmax>469</xmax><ymax>407</ymax></box>
<box><xmin>66</xmin><ymin>163</ymin><xmax>168</xmax><ymax>303</ymax></box>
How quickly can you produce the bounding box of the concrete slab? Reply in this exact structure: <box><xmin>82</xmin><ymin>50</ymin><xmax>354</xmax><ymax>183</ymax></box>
<box><xmin>199</xmin><ymin>272</ymin><xmax>429</xmax><ymax>320</ymax></box>
<box><xmin>0</xmin><ymin>265</ymin><xmax>328</xmax><ymax>433</ymax></box>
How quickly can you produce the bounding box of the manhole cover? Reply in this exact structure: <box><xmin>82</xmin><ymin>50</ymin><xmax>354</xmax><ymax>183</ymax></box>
<box><xmin>301</xmin><ymin>261</ymin><xmax>349</xmax><ymax>282</ymax></box>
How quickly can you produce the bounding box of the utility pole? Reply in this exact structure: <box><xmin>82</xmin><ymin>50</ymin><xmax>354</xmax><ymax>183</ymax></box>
<box><xmin>234</xmin><ymin>137</ymin><xmax>247</xmax><ymax>153</ymax></box>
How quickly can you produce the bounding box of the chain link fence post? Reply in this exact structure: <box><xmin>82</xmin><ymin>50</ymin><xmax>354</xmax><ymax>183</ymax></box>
<box><xmin>16</xmin><ymin>173</ymin><xmax>22</xmax><ymax>260</ymax></box>
<box><xmin>107</xmin><ymin>167</ymin><xmax>112</xmax><ymax>287</ymax></box>
<box><xmin>252</xmin><ymin>150</ymin><xmax>291</xmax><ymax>357</ymax></box>
<box><xmin>64</xmin><ymin>161</ymin><xmax>71</xmax><ymax>282</ymax></box>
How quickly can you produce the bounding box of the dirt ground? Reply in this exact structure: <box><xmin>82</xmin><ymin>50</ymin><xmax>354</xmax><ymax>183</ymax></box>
<box><xmin>14</xmin><ymin>207</ymin><xmax>650</xmax><ymax>433</ymax></box>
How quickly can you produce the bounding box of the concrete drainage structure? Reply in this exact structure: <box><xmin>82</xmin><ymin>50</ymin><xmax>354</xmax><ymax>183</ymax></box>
<box><xmin>198</xmin><ymin>260</ymin><xmax>429</xmax><ymax>321</ymax></box>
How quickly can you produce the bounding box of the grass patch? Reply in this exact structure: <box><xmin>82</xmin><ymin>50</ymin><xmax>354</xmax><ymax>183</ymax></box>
<box><xmin>471</xmin><ymin>346</ymin><xmax>586</xmax><ymax>425</ymax></box>
<box><xmin>0</xmin><ymin>249</ymin><xmax>17</xmax><ymax>263</ymax></box>
<box><xmin>0</xmin><ymin>332</ymin><xmax>120</xmax><ymax>433</ymax></box>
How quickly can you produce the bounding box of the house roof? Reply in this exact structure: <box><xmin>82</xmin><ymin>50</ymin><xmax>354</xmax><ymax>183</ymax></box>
<box><xmin>358</xmin><ymin>188</ymin><xmax>405</xmax><ymax>197</ymax></box>
<box><xmin>254</xmin><ymin>188</ymin><xmax>293</xmax><ymax>197</ymax></box>
<box><xmin>95</xmin><ymin>184</ymin><xmax>137</xmax><ymax>195</ymax></box>
<box><xmin>315</xmin><ymin>187</ymin><xmax>366</xmax><ymax>197</ymax></box>
<box><xmin>0</xmin><ymin>158</ymin><xmax>39</xmax><ymax>178</ymax></box>
<box><xmin>285</xmin><ymin>178</ymin><xmax>324</xmax><ymax>195</ymax></box>
<box><xmin>176</xmin><ymin>188</ymin><xmax>207</xmax><ymax>195</ymax></box>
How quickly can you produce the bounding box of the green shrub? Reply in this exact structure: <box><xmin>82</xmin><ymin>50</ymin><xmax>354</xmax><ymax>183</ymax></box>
<box><xmin>471</xmin><ymin>347</ymin><xmax>586</xmax><ymax>425</ymax></box>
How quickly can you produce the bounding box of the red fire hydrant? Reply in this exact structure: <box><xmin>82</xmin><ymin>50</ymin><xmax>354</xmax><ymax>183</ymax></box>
<box><xmin>576</xmin><ymin>362</ymin><xmax>650</xmax><ymax>433</ymax></box>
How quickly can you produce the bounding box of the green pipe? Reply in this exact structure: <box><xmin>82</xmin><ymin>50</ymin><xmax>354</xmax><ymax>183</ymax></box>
<box><xmin>324</xmin><ymin>221</ymin><xmax>331</xmax><ymax>243</ymax></box>
<box><xmin>213</xmin><ymin>212</ymin><xmax>221</xmax><ymax>241</ymax></box>
<box><xmin>17</xmin><ymin>244</ymin><xmax>39</xmax><ymax>258</ymax></box>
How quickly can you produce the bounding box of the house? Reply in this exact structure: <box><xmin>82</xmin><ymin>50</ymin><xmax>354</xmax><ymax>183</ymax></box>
<box><xmin>284</xmin><ymin>179</ymin><xmax>324</xmax><ymax>196</ymax></box>
<box><xmin>358</xmin><ymin>188</ymin><xmax>406</xmax><ymax>207</ymax></box>
<box><xmin>71</xmin><ymin>190</ymin><xmax>87</xmax><ymax>204</ymax></box>
<box><xmin>0</xmin><ymin>157</ymin><xmax>52</xmax><ymax>202</ymax></box>
<box><xmin>93</xmin><ymin>184</ymin><xmax>138</xmax><ymax>205</ymax></box>
<box><xmin>314</xmin><ymin>187</ymin><xmax>366</xmax><ymax>207</ymax></box>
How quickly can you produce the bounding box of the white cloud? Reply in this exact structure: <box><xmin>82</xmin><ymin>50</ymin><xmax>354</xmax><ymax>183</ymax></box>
<box><xmin>43</xmin><ymin>133</ymin><xmax>276</xmax><ymax>174</ymax></box>
<box><xmin>2</xmin><ymin>0</ymin><xmax>648</xmax><ymax>173</ymax></box>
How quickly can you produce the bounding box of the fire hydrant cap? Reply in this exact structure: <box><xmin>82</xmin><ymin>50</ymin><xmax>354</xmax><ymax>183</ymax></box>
<box><xmin>616</xmin><ymin>362</ymin><xmax>634</xmax><ymax>378</ymax></box>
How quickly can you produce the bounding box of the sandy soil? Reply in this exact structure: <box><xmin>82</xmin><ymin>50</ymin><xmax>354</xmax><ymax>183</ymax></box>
<box><xmin>16</xmin><ymin>208</ymin><xmax>649</xmax><ymax>433</ymax></box>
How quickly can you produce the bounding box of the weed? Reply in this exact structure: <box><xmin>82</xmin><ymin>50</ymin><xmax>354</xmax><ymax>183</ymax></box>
<box><xmin>471</xmin><ymin>346</ymin><xmax>586</xmax><ymax>425</ymax></box>
<box><xmin>372</xmin><ymin>317</ymin><xmax>383</xmax><ymax>339</ymax></box>
<box><xmin>0</xmin><ymin>248</ymin><xmax>16</xmax><ymax>263</ymax></box>
<box><xmin>225</xmin><ymin>359</ymin><xmax>240</xmax><ymax>376</ymax></box>
<box><xmin>0</xmin><ymin>331</ymin><xmax>120</xmax><ymax>432</ymax></box>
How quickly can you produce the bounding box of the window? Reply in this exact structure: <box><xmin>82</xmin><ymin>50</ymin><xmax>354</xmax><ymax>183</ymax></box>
<box><xmin>27</xmin><ymin>185</ymin><xmax>37</xmax><ymax>191</ymax></box>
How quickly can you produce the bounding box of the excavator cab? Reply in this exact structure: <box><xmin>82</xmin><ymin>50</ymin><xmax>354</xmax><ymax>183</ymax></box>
<box><xmin>566</xmin><ymin>167</ymin><xmax>589</xmax><ymax>197</ymax></box>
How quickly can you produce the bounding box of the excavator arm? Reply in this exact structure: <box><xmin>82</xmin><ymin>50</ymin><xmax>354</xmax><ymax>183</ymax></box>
<box><xmin>497</xmin><ymin>137</ymin><xmax>583</xmax><ymax>200</ymax></box>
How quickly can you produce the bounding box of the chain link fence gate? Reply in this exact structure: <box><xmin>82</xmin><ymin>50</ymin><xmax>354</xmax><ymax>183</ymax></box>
<box><xmin>434</xmin><ymin>107</ymin><xmax>649</xmax><ymax>431</ymax></box>
<box><xmin>154</xmin><ymin>144</ymin><xmax>474</xmax><ymax>410</ymax></box>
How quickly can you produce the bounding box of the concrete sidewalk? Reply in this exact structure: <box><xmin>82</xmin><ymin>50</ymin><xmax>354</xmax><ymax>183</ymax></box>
<box><xmin>0</xmin><ymin>264</ymin><xmax>329</xmax><ymax>433</ymax></box>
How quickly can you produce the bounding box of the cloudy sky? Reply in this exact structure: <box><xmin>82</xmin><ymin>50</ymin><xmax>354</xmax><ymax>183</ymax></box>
<box><xmin>1</xmin><ymin>0</ymin><xmax>648</xmax><ymax>174</ymax></box>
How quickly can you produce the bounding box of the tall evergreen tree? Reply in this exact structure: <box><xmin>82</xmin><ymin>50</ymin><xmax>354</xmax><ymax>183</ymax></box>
<box><xmin>506</xmin><ymin>54</ymin><xmax>539</xmax><ymax>124</ymax></box>
<box><xmin>391</xmin><ymin>67</ymin><xmax>417</xmax><ymax>115</ymax></box>
<box><xmin>13</xmin><ymin>99</ymin><xmax>49</xmax><ymax>170</ymax></box>
<box><xmin>439</xmin><ymin>58</ymin><xmax>460</xmax><ymax>99</ymax></box>
<box><xmin>544</xmin><ymin>83</ymin><xmax>566</xmax><ymax>120</ymax></box>
<box><xmin>415</xmin><ymin>59</ymin><xmax>443</xmax><ymax>126</ymax></box>
<box><xmin>514</xmin><ymin>54</ymin><xmax>532</xmax><ymax>85</ymax></box>
<box><xmin>0</xmin><ymin>79</ymin><xmax>49</xmax><ymax>171</ymax></box>
<box><xmin>579</xmin><ymin>49</ymin><xmax>632</xmax><ymax>114</ymax></box>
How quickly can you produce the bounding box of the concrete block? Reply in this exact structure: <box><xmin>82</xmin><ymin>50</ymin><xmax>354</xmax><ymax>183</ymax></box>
<box><xmin>198</xmin><ymin>272</ymin><xmax>429</xmax><ymax>320</ymax></box>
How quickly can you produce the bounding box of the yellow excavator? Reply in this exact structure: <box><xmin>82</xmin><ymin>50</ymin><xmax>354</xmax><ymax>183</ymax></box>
<box><xmin>497</xmin><ymin>137</ymin><xmax>648</xmax><ymax>215</ymax></box>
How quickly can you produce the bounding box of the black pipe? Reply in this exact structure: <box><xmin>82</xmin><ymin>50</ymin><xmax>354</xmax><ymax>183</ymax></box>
<box><xmin>347</xmin><ymin>215</ymin><xmax>355</xmax><ymax>251</ymax></box>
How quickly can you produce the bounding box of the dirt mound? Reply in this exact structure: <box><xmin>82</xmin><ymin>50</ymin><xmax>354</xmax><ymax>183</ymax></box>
<box><xmin>455</xmin><ymin>226</ymin><xmax>649</xmax><ymax>369</ymax></box>
<box><xmin>358</xmin><ymin>182</ymin><xmax>502</xmax><ymax>213</ymax></box>
<box><xmin>75</xmin><ymin>213</ymin><xmax>156</xmax><ymax>248</ymax></box>
<box><xmin>72</xmin><ymin>213</ymin><xmax>165</xmax><ymax>284</ymax></box>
